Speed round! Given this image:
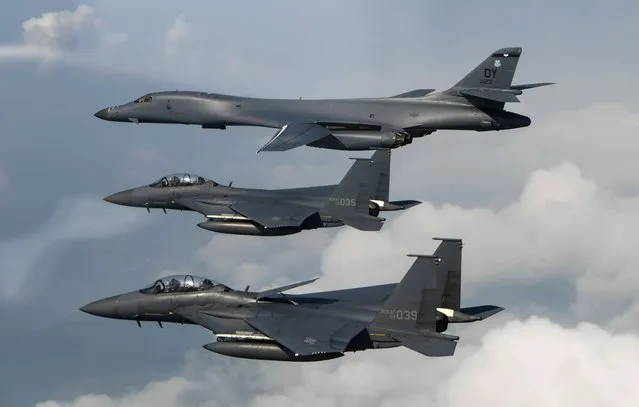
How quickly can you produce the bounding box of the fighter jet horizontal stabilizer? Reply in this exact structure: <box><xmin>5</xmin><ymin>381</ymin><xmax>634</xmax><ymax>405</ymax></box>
<box><xmin>458</xmin><ymin>305</ymin><xmax>504</xmax><ymax>320</ymax></box>
<box><xmin>385</xmin><ymin>200</ymin><xmax>422</xmax><ymax>210</ymax></box>
<box><xmin>393</xmin><ymin>334</ymin><xmax>457</xmax><ymax>357</ymax></box>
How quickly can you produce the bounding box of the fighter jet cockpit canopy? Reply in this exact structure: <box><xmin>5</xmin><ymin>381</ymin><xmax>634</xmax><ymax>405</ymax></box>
<box><xmin>139</xmin><ymin>275</ymin><xmax>229</xmax><ymax>294</ymax></box>
<box><xmin>149</xmin><ymin>173</ymin><xmax>216</xmax><ymax>188</ymax></box>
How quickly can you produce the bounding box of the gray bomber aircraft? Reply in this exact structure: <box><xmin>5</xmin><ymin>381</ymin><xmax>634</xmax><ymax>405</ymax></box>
<box><xmin>80</xmin><ymin>238</ymin><xmax>503</xmax><ymax>362</ymax></box>
<box><xmin>94</xmin><ymin>47</ymin><xmax>552</xmax><ymax>152</ymax></box>
<box><xmin>103</xmin><ymin>149</ymin><xmax>419</xmax><ymax>235</ymax></box>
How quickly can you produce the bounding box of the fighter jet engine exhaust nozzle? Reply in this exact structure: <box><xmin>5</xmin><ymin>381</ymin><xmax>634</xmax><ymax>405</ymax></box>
<box><xmin>197</xmin><ymin>220</ymin><xmax>301</xmax><ymax>236</ymax></box>
<box><xmin>204</xmin><ymin>341</ymin><xmax>344</xmax><ymax>362</ymax></box>
<box><xmin>368</xmin><ymin>202</ymin><xmax>381</xmax><ymax>217</ymax></box>
<box><xmin>435</xmin><ymin>313</ymin><xmax>449</xmax><ymax>333</ymax></box>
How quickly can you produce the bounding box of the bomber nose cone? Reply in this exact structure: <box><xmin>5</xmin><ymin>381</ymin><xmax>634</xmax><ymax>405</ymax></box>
<box><xmin>94</xmin><ymin>108</ymin><xmax>110</xmax><ymax>120</ymax></box>
<box><xmin>80</xmin><ymin>298</ymin><xmax>117</xmax><ymax>318</ymax></box>
<box><xmin>103</xmin><ymin>190</ymin><xmax>133</xmax><ymax>206</ymax></box>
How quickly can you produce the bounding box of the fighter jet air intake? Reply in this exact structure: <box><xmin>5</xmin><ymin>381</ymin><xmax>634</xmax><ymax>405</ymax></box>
<box><xmin>94</xmin><ymin>47</ymin><xmax>553</xmax><ymax>152</ymax></box>
<box><xmin>81</xmin><ymin>239</ymin><xmax>503</xmax><ymax>362</ymax></box>
<box><xmin>103</xmin><ymin>149</ymin><xmax>420</xmax><ymax>235</ymax></box>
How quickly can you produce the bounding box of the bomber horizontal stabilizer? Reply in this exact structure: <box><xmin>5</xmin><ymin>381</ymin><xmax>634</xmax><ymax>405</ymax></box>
<box><xmin>459</xmin><ymin>88</ymin><xmax>522</xmax><ymax>103</ymax></box>
<box><xmin>258</xmin><ymin>123</ymin><xmax>332</xmax><ymax>152</ymax></box>
<box><xmin>510</xmin><ymin>82</ymin><xmax>556</xmax><ymax>90</ymax></box>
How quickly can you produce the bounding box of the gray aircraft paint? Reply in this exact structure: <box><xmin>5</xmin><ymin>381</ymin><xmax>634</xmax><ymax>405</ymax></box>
<box><xmin>103</xmin><ymin>149</ymin><xmax>420</xmax><ymax>236</ymax></box>
<box><xmin>94</xmin><ymin>47</ymin><xmax>553</xmax><ymax>152</ymax></box>
<box><xmin>81</xmin><ymin>238</ymin><xmax>504</xmax><ymax>362</ymax></box>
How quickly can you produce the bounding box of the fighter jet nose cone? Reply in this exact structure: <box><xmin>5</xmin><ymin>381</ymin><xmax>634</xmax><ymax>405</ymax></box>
<box><xmin>94</xmin><ymin>108</ymin><xmax>110</xmax><ymax>120</ymax></box>
<box><xmin>103</xmin><ymin>190</ymin><xmax>133</xmax><ymax>206</ymax></box>
<box><xmin>80</xmin><ymin>298</ymin><xmax>115</xmax><ymax>317</ymax></box>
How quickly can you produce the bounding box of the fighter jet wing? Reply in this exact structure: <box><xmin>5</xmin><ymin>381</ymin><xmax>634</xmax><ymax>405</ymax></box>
<box><xmin>173</xmin><ymin>197</ymin><xmax>230</xmax><ymax>216</ymax></box>
<box><xmin>228</xmin><ymin>202</ymin><xmax>319</xmax><ymax>228</ymax></box>
<box><xmin>257</xmin><ymin>123</ymin><xmax>332</xmax><ymax>152</ymax></box>
<box><xmin>174</xmin><ymin>198</ymin><xmax>318</xmax><ymax>229</ymax></box>
<box><xmin>245</xmin><ymin>315</ymin><xmax>367</xmax><ymax>356</ymax></box>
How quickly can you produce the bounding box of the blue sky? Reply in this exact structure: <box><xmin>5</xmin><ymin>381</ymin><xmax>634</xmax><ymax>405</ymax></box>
<box><xmin>1</xmin><ymin>1</ymin><xmax>639</xmax><ymax>406</ymax></box>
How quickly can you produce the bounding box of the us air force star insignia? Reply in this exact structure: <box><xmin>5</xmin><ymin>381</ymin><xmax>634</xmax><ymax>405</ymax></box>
<box><xmin>494</xmin><ymin>60</ymin><xmax>501</xmax><ymax>67</ymax></box>
<box><xmin>303</xmin><ymin>337</ymin><xmax>317</xmax><ymax>345</ymax></box>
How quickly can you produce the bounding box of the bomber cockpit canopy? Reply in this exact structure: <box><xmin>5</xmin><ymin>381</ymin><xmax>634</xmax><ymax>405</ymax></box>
<box><xmin>139</xmin><ymin>275</ymin><xmax>228</xmax><ymax>294</ymax></box>
<box><xmin>149</xmin><ymin>173</ymin><xmax>216</xmax><ymax>188</ymax></box>
<box><xmin>133</xmin><ymin>95</ymin><xmax>153</xmax><ymax>103</ymax></box>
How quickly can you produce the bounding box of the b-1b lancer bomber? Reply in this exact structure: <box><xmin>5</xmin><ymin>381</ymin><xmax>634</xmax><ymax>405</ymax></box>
<box><xmin>94</xmin><ymin>47</ymin><xmax>552</xmax><ymax>152</ymax></box>
<box><xmin>104</xmin><ymin>150</ymin><xmax>419</xmax><ymax>235</ymax></box>
<box><xmin>80</xmin><ymin>238</ymin><xmax>503</xmax><ymax>362</ymax></box>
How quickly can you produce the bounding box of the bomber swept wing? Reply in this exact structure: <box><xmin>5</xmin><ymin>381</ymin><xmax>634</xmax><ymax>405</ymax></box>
<box><xmin>258</xmin><ymin>123</ymin><xmax>333</xmax><ymax>152</ymax></box>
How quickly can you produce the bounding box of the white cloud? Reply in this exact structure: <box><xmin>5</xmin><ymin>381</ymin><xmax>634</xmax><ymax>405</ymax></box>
<box><xmin>315</xmin><ymin>161</ymin><xmax>639</xmax><ymax>328</ymax></box>
<box><xmin>164</xmin><ymin>15</ymin><xmax>191</xmax><ymax>57</ymax></box>
<box><xmin>35</xmin><ymin>317</ymin><xmax>639</xmax><ymax>407</ymax></box>
<box><xmin>21</xmin><ymin>5</ymin><xmax>97</xmax><ymax>55</ymax></box>
<box><xmin>0</xmin><ymin>196</ymin><xmax>149</xmax><ymax>299</ymax></box>
<box><xmin>0</xmin><ymin>5</ymin><xmax>99</xmax><ymax>61</ymax></box>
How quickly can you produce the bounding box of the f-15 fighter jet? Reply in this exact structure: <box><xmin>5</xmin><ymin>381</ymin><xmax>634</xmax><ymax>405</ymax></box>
<box><xmin>104</xmin><ymin>150</ymin><xmax>419</xmax><ymax>235</ymax></box>
<box><xmin>80</xmin><ymin>238</ymin><xmax>503</xmax><ymax>362</ymax></box>
<box><xmin>94</xmin><ymin>47</ymin><xmax>552</xmax><ymax>152</ymax></box>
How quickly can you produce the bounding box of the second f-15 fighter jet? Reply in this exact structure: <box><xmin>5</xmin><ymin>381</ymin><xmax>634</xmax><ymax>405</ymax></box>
<box><xmin>80</xmin><ymin>238</ymin><xmax>503</xmax><ymax>362</ymax></box>
<box><xmin>94</xmin><ymin>47</ymin><xmax>552</xmax><ymax>152</ymax></box>
<box><xmin>104</xmin><ymin>150</ymin><xmax>419</xmax><ymax>235</ymax></box>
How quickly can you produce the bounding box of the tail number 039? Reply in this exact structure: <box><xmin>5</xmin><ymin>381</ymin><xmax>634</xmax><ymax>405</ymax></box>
<box><xmin>330</xmin><ymin>197</ymin><xmax>357</xmax><ymax>207</ymax></box>
<box><xmin>387</xmin><ymin>310</ymin><xmax>418</xmax><ymax>320</ymax></box>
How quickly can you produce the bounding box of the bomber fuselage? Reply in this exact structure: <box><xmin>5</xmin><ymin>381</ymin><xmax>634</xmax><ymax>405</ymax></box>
<box><xmin>95</xmin><ymin>91</ymin><xmax>531</xmax><ymax>140</ymax></box>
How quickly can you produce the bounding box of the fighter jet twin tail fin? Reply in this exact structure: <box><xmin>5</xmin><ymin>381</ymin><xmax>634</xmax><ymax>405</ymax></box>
<box><xmin>322</xmin><ymin>149</ymin><xmax>390</xmax><ymax>231</ymax></box>
<box><xmin>371</xmin><ymin>238</ymin><xmax>502</xmax><ymax>357</ymax></box>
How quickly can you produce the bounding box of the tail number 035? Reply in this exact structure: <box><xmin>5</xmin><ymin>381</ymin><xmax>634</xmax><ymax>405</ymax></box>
<box><xmin>330</xmin><ymin>197</ymin><xmax>357</xmax><ymax>207</ymax></box>
<box><xmin>387</xmin><ymin>310</ymin><xmax>418</xmax><ymax>320</ymax></box>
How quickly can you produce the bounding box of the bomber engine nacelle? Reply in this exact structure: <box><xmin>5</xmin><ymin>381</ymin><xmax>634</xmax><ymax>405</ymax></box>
<box><xmin>435</xmin><ymin>312</ymin><xmax>449</xmax><ymax>333</ymax></box>
<box><xmin>197</xmin><ymin>221</ymin><xmax>301</xmax><ymax>236</ymax></box>
<box><xmin>203</xmin><ymin>341</ymin><xmax>344</xmax><ymax>362</ymax></box>
<box><xmin>478</xmin><ymin>110</ymin><xmax>531</xmax><ymax>131</ymax></box>
<box><xmin>307</xmin><ymin>131</ymin><xmax>412</xmax><ymax>151</ymax></box>
<box><xmin>368</xmin><ymin>202</ymin><xmax>380</xmax><ymax>217</ymax></box>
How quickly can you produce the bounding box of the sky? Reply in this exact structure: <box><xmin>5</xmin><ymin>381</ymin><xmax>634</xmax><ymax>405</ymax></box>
<box><xmin>1</xmin><ymin>1</ymin><xmax>639</xmax><ymax>406</ymax></box>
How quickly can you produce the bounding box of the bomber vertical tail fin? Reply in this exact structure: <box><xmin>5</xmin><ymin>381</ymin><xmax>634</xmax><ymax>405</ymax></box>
<box><xmin>451</xmin><ymin>47</ymin><xmax>522</xmax><ymax>91</ymax></box>
<box><xmin>443</xmin><ymin>47</ymin><xmax>554</xmax><ymax>109</ymax></box>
